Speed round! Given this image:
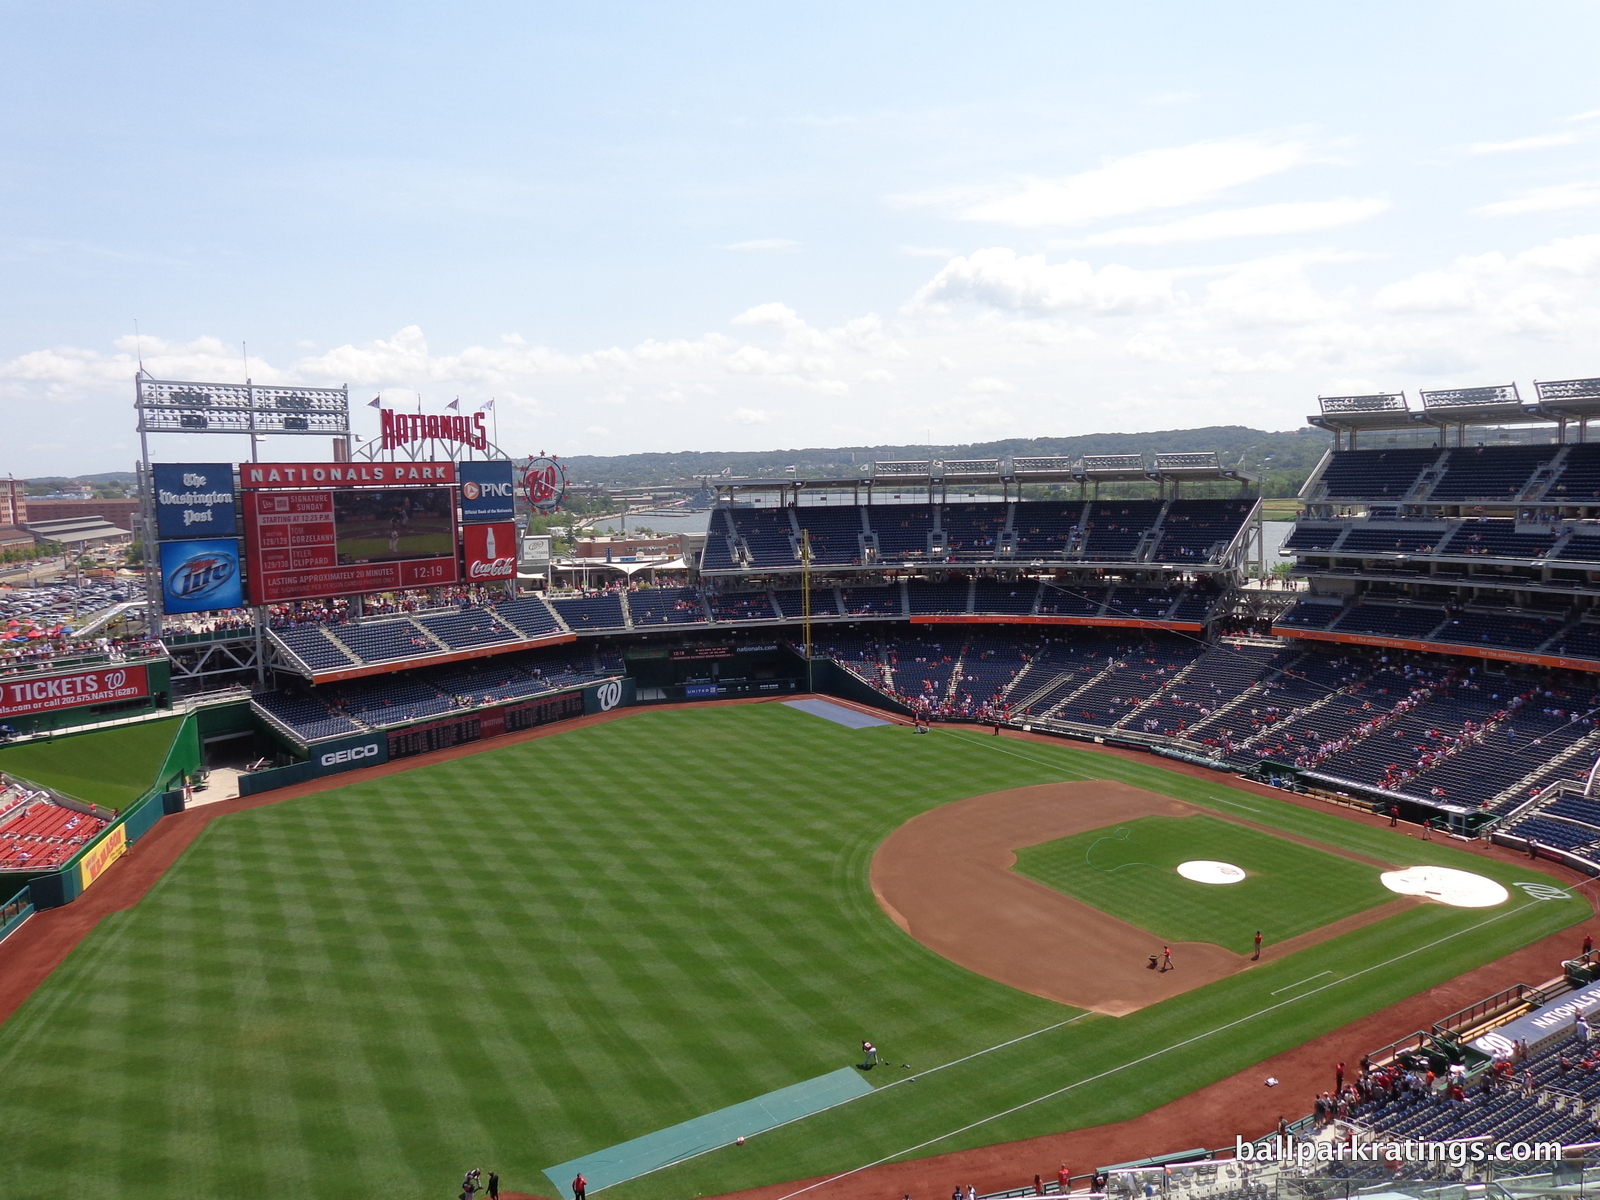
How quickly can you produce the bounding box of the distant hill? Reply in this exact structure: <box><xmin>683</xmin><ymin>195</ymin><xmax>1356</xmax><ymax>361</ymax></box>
<box><xmin>560</xmin><ymin>425</ymin><xmax>1330</xmax><ymax>497</ymax></box>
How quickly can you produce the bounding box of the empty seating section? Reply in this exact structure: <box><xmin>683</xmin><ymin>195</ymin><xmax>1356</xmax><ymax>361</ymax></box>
<box><xmin>1430</xmin><ymin>611</ymin><xmax>1563</xmax><ymax>650</ymax></box>
<box><xmin>551</xmin><ymin>594</ymin><xmax>626</xmax><ymax>630</ymax></box>
<box><xmin>729</xmin><ymin>508</ymin><xmax>798</xmax><ymax>568</ymax></box>
<box><xmin>1166</xmin><ymin>592</ymin><xmax>1216</xmax><ymax>623</ymax></box>
<box><xmin>1053</xmin><ymin>644</ymin><xmax>1200</xmax><ymax>725</ymax></box>
<box><xmin>430</xmin><ymin>660</ymin><xmax>559</xmax><ymax>704</ymax></box>
<box><xmin>1440</xmin><ymin>519</ymin><xmax>1556</xmax><ymax>559</ymax></box>
<box><xmin>493</xmin><ymin>597</ymin><xmax>562</xmax><ymax>638</ymax></box>
<box><xmin>1429</xmin><ymin>444</ymin><xmax>1553</xmax><ymax>500</ymax></box>
<box><xmin>1008</xmin><ymin>640</ymin><xmax>1113</xmax><ymax>715</ymax></box>
<box><xmin>0</xmin><ymin>801</ymin><xmax>108</xmax><ymax>870</ymax></box>
<box><xmin>939</xmin><ymin>504</ymin><xmax>1007</xmax><ymax>558</ymax></box>
<box><xmin>334</xmin><ymin>679</ymin><xmax>459</xmax><ymax>724</ymax></box>
<box><xmin>972</xmin><ymin>580</ymin><xmax>1039</xmax><ymax>615</ymax></box>
<box><xmin>1105</xmin><ymin>588</ymin><xmax>1176</xmax><ymax>620</ymax></box>
<box><xmin>791</xmin><ymin>507</ymin><xmax>863</xmax><ymax>565</ymax></box>
<box><xmin>417</xmin><ymin>610</ymin><xmax>520</xmax><ymax>651</ymax></box>
<box><xmin>1556</xmin><ymin>536</ymin><xmax>1600</xmax><ymax>563</ymax></box>
<box><xmin>1037</xmin><ymin>585</ymin><xmax>1104</xmax><ymax>616</ymax></box>
<box><xmin>773</xmin><ymin>588</ymin><xmax>840</xmax><ymax>618</ymax></box>
<box><xmin>1548</xmin><ymin>443</ymin><xmax>1600</xmax><ymax>500</ymax></box>
<box><xmin>1273</xmin><ymin>601</ymin><xmax>1337</xmax><ymax>630</ymax></box>
<box><xmin>906</xmin><ymin>582</ymin><xmax>969</xmax><ymax>614</ymax></box>
<box><xmin>866</xmin><ymin>505</ymin><xmax>933</xmax><ymax>559</ymax></box>
<box><xmin>1151</xmin><ymin>499</ymin><xmax>1252</xmax><ymax>562</ymax></box>
<box><xmin>839</xmin><ymin>586</ymin><xmax>902</xmax><ymax>617</ymax></box>
<box><xmin>812</xmin><ymin>632</ymin><xmax>885</xmax><ymax>684</ymax></box>
<box><xmin>1282</xmin><ymin>524</ymin><xmax>1344</xmax><ymax>552</ymax></box>
<box><xmin>1318</xmin><ymin>448</ymin><xmax>1440</xmax><ymax>499</ymax></box>
<box><xmin>333</xmin><ymin>619</ymin><xmax>438</xmax><ymax>664</ymax></box>
<box><xmin>1330</xmin><ymin>604</ymin><xmax>1445</xmax><ymax>639</ymax></box>
<box><xmin>700</xmin><ymin>509</ymin><xmax>740</xmax><ymax>571</ymax></box>
<box><xmin>628</xmin><ymin>588</ymin><xmax>707</xmax><ymax>626</ymax></box>
<box><xmin>1011</xmin><ymin>503</ymin><xmax>1082</xmax><ymax>558</ymax></box>
<box><xmin>252</xmin><ymin>690</ymin><xmax>365</xmax><ymax>740</ymax></box>
<box><xmin>1549</xmin><ymin>623</ymin><xmax>1600</xmax><ymax>659</ymax></box>
<box><xmin>707</xmin><ymin>592</ymin><xmax>778</xmax><ymax>622</ymax></box>
<box><xmin>272</xmin><ymin>626</ymin><xmax>356</xmax><ymax>671</ymax></box>
<box><xmin>1080</xmin><ymin>501</ymin><xmax>1161</xmax><ymax>559</ymax></box>
<box><xmin>1336</xmin><ymin>527</ymin><xmax>1446</xmax><ymax>554</ymax></box>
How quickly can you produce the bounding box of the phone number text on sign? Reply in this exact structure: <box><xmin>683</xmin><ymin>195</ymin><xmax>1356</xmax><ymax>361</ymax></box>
<box><xmin>0</xmin><ymin>665</ymin><xmax>150</xmax><ymax>718</ymax></box>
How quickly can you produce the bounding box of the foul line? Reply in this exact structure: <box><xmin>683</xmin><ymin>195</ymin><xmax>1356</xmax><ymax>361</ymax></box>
<box><xmin>767</xmin><ymin>898</ymin><xmax>1543</xmax><ymax>1200</ymax></box>
<box><xmin>588</xmin><ymin>1010</ymin><xmax>1094</xmax><ymax>1194</ymax></box>
<box><xmin>1207</xmin><ymin>795</ymin><xmax>1261</xmax><ymax>813</ymax></box>
<box><xmin>1270</xmin><ymin>970</ymin><xmax>1333</xmax><ymax>996</ymax></box>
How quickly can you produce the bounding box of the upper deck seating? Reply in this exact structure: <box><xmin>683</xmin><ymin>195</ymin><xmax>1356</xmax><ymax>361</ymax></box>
<box><xmin>1439</xmin><ymin>519</ymin><xmax>1557</xmax><ymax>559</ymax></box>
<box><xmin>791</xmin><ymin>506</ymin><xmax>863</xmax><ymax>565</ymax></box>
<box><xmin>1429</xmin><ymin>611</ymin><xmax>1563</xmax><ymax>650</ymax></box>
<box><xmin>1037</xmin><ymin>584</ymin><xmax>1104</xmax><ymax>617</ymax></box>
<box><xmin>1319</xmin><ymin>448</ymin><xmax>1441</xmax><ymax>500</ymax></box>
<box><xmin>1555</xmin><ymin>535</ymin><xmax>1600</xmax><ymax>564</ymax></box>
<box><xmin>1547</xmin><ymin>443</ymin><xmax>1600</xmax><ymax>501</ymax></box>
<box><xmin>701</xmin><ymin>509</ymin><xmax>740</xmax><ymax>571</ymax></box>
<box><xmin>272</xmin><ymin>626</ymin><xmax>357</xmax><ymax>671</ymax></box>
<box><xmin>628</xmin><ymin>588</ymin><xmax>707</xmax><ymax>626</ymax></box>
<box><xmin>550</xmin><ymin>594</ymin><xmax>626</xmax><ymax>631</ymax></box>
<box><xmin>334</xmin><ymin>619</ymin><xmax>438</xmax><ymax>665</ymax></box>
<box><xmin>1151</xmin><ymin>499</ymin><xmax>1252</xmax><ymax>563</ymax></box>
<box><xmin>1011</xmin><ymin>502</ymin><xmax>1081</xmax><ymax>558</ymax></box>
<box><xmin>1282</xmin><ymin>524</ymin><xmax>1345</xmax><ymax>552</ymax></box>
<box><xmin>1336</xmin><ymin>526</ymin><xmax>1446</xmax><ymax>555</ymax></box>
<box><xmin>865</xmin><ymin>505</ymin><xmax>933</xmax><ymax>560</ymax></box>
<box><xmin>1274</xmin><ymin>600</ymin><xmax>1344</xmax><ymax>629</ymax></box>
<box><xmin>493</xmin><ymin>598</ymin><xmax>562</xmax><ymax>639</ymax></box>
<box><xmin>729</xmin><ymin>508</ymin><xmax>798</xmax><ymax>568</ymax></box>
<box><xmin>1167</xmin><ymin>591</ymin><xmax>1217</xmax><ymax>623</ymax></box>
<box><xmin>417</xmin><ymin>610</ymin><xmax>521</xmax><ymax>651</ymax></box>
<box><xmin>939</xmin><ymin>504</ymin><xmax>1007</xmax><ymax>558</ymax></box>
<box><xmin>1429</xmin><ymin>444</ymin><xmax>1555</xmax><ymax>501</ymax></box>
<box><xmin>1079</xmin><ymin>501</ymin><xmax>1162</xmax><ymax>560</ymax></box>
<box><xmin>1104</xmin><ymin>588</ymin><xmax>1177</xmax><ymax>620</ymax></box>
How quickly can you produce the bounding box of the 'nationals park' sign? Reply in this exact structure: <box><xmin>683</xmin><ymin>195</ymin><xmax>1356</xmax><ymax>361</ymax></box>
<box><xmin>0</xmin><ymin>665</ymin><xmax>150</xmax><ymax>719</ymax></box>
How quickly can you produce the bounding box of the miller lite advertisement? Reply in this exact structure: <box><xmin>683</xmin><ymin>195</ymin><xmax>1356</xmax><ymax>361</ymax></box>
<box><xmin>463</xmin><ymin>521</ymin><xmax>517</xmax><ymax>581</ymax></box>
<box><xmin>158</xmin><ymin>538</ymin><xmax>245</xmax><ymax>614</ymax></box>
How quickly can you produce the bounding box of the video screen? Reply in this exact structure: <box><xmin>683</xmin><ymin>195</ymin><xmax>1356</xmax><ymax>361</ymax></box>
<box><xmin>333</xmin><ymin>487</ymin><xmax>455</xmax><ymax>565</ymax></box>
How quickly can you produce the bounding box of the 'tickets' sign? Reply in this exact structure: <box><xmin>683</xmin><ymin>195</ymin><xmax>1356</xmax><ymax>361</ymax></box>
<box><xmin>0</xmin><ymin>665</ymin><xmax>150</xmax><ymax>718</ymax></box>
<box><xmin>463</xmin><ymin>521</ymin><xmax>517</xmax><ymax>580</ymax></box>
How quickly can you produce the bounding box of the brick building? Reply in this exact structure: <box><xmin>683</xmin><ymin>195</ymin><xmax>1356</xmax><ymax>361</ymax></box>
<box><xmin>22</xmin><ymin>498</ymin><xmax>138</xmax><ymax>529</ymax></box>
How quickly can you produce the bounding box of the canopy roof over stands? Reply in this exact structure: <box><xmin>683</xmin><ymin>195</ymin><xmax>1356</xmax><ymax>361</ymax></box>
<box><xmin>1310</xmin><ymin>378</ymin><xmax>1600</xmax><ymax>441</ymax></box>
<box><xmin>710</xmin><ymin>452</ymin><xmax>1256</xmax><ymax>500</ymax></box>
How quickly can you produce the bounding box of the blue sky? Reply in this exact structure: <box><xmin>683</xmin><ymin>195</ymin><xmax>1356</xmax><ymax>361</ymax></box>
<box><xmin>3</xmin><ymin>2</ymin><xmax>1599</xmax><ymax>474</ymax></box>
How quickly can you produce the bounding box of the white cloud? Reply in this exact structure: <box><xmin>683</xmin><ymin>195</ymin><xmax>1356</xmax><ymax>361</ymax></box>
<box><xmin>1085</xmin><ymin>198</ymin><xmax>1388</xmax><ymax>246</ymax></box>
<box><xmin>912</xmin><ymin>247</ymin><xmax>1174</xmax><ymax>313</ymax></box>
<box><xmin>1204</xmin><ymin>254</ymin><xmax>1346</xmax><ymax>326</ymax></box>
<box><xmin>896</xmin><ymin>138</ymin><xmax>1313</xmax><ymax>228</ymax></box>
<box><xmin>899</xmin><ymin>245</ymin><xmax>957</xmax><ymax>258</ymax></box>
<box><xmin>1374</xmin><ymin>270</ymin><xmax>1481</xmax><ymax>313</ymax></box>
<box><xmin>585</xmin><ymin>425</ymin><xmax>612</xmax><ymax>437</ymax></box>
<box><xmin>732</xmin><ymin>302</ymin><xmax>806</xmax><ymax>329</ymax></box>
<box><xmin>1468</xmin><ymin>132</ymin><xmax>1583</xmax><ymax>154</ymax></box>
<box><xmin>1515</xmin><ymin>234</ymin><xmax>1600</xmax><ymax>275</ymax></box>
<box><xmin>728</xmin><ymin>407</ymin><xmax>771</xmax><ymax>424</ymax></box>
<box><xmin>969</xmin><ymin>377</ymin><xmax>1015</xmax><ymax>393</ymax></box>
<box><xmin>862</xmin><ymin>369</ymin><xmax>895</xmax><ymax>383</ymax></box>
<box><xmin>1475</xmin><ymin>182</ymin><xmax>1600</xmax><ymax>217</ymax></box>
<box><xmin>1568</xmin><ymin>110</ymin><xmax>1600</xmax><ymax>122</ymax></box>
<box><xmin>724</xmin><ymin>238</ymin><xmax>800</xmax><ymax>252</ymax></box>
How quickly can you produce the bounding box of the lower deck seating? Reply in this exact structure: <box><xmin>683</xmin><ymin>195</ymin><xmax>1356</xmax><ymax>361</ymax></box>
<box><xmin>627</xmin><ymin>588</ymin><xmax>707</xmax><ymax>626</ymax></box>
<box><xmin>0</xmin><ymin>800</ymin><xmax>109</xmax><ymax>870</ymax></box>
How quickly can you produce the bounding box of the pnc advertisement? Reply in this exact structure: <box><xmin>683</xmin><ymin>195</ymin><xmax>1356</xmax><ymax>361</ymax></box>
<box><xmin>458</xmin><ymin>460</ymin><xmax>516</xmax><ymax>523</ymax></box>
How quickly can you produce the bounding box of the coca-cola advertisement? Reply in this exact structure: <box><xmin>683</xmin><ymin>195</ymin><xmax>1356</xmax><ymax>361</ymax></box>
<box><xmin>463</xmin><ymin>521</ymin><xmax>517</xmax><ymax>580</ymax></box>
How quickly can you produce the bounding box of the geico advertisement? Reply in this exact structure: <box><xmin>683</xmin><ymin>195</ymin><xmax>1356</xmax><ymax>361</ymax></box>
<box><xmin>311</xmin><ymin>737</ymin><xmax>389</xmax><ymax>774</ymax></box>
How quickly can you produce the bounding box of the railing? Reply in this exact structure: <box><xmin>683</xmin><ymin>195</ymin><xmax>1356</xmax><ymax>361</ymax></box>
<box><xmin>1432</xmin><ymin>983</ymin><xmax>1546</xmax><ymax>1040</ymax></box>
<box><xmin>0</xmin><ymin>883</ymin><xmax>34</xmax><ymax>943</ymax></box>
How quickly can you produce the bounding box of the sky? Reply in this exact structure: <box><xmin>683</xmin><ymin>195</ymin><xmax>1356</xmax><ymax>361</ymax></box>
<box><xmin>2</xmin><ymin>1</ymin><xmax>1599</xmax><ymax>476</ymax></box>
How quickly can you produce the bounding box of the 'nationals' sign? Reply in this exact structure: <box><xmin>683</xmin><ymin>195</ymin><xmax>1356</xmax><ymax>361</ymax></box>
<box><xmin>239</xmin><ymin>462</ymin><xmax>457</xmax><ymax>488</ymax></box>
<box><xmin>0</xmin><ymin>665</ymin><xmax>150</xmax><ymax>718</ymax></box>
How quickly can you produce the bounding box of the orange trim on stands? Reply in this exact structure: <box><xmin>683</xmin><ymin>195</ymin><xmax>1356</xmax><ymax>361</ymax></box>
<box><xmin>1274</xmin><ymin>626</ymin><xmax>1600</xmax><ymax>674</ymax></box>
<box><xmin>910</xmin><ymin>614</ymin><xmax>1204</xmax><ymax>632</ymax></box>
<box><xmin>307</xmin><ymin>632</ymin><xmax>579</xmax><ymax>684</ymax></box>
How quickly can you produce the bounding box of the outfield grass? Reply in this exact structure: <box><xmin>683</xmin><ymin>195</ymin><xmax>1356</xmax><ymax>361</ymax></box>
<box><xmin>0</xmin><ymin>706</ymin><xmax>1583</xmax><ymax>1200</ymax></box>
<box><xmin>1014</xmin><ymin>814</ymin><xmax>1394</xmax><ymax>954</ymax></box>
<box><xmin>0</xmin><ymin>717</ymin><xmax>182</xmax><ymax>810</ymax></box>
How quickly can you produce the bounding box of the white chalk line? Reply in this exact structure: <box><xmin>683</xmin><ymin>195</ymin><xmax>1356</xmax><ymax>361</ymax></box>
<box><xmin>1271</xmin><ymin>970</ymin><xmax>1333</xmax><ymax>996</ymax></box>
<box><xmin>765</xmin><ymin>898</ymin><xmax>1544</xmax><ymax>1200</ymax></box>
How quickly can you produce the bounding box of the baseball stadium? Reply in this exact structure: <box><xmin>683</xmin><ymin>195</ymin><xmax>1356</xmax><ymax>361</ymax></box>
<box><xmin>8</xmin><ymin>379</ymin><xmax>1600</xmax><ymax>1200</ymax></box>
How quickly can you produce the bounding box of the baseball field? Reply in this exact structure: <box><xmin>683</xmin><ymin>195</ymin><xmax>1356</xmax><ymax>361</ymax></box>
<box><xmin>0</xmin><ymin>701</ymin><xmax>1584</xmax><ymax>1199</ymax></box>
